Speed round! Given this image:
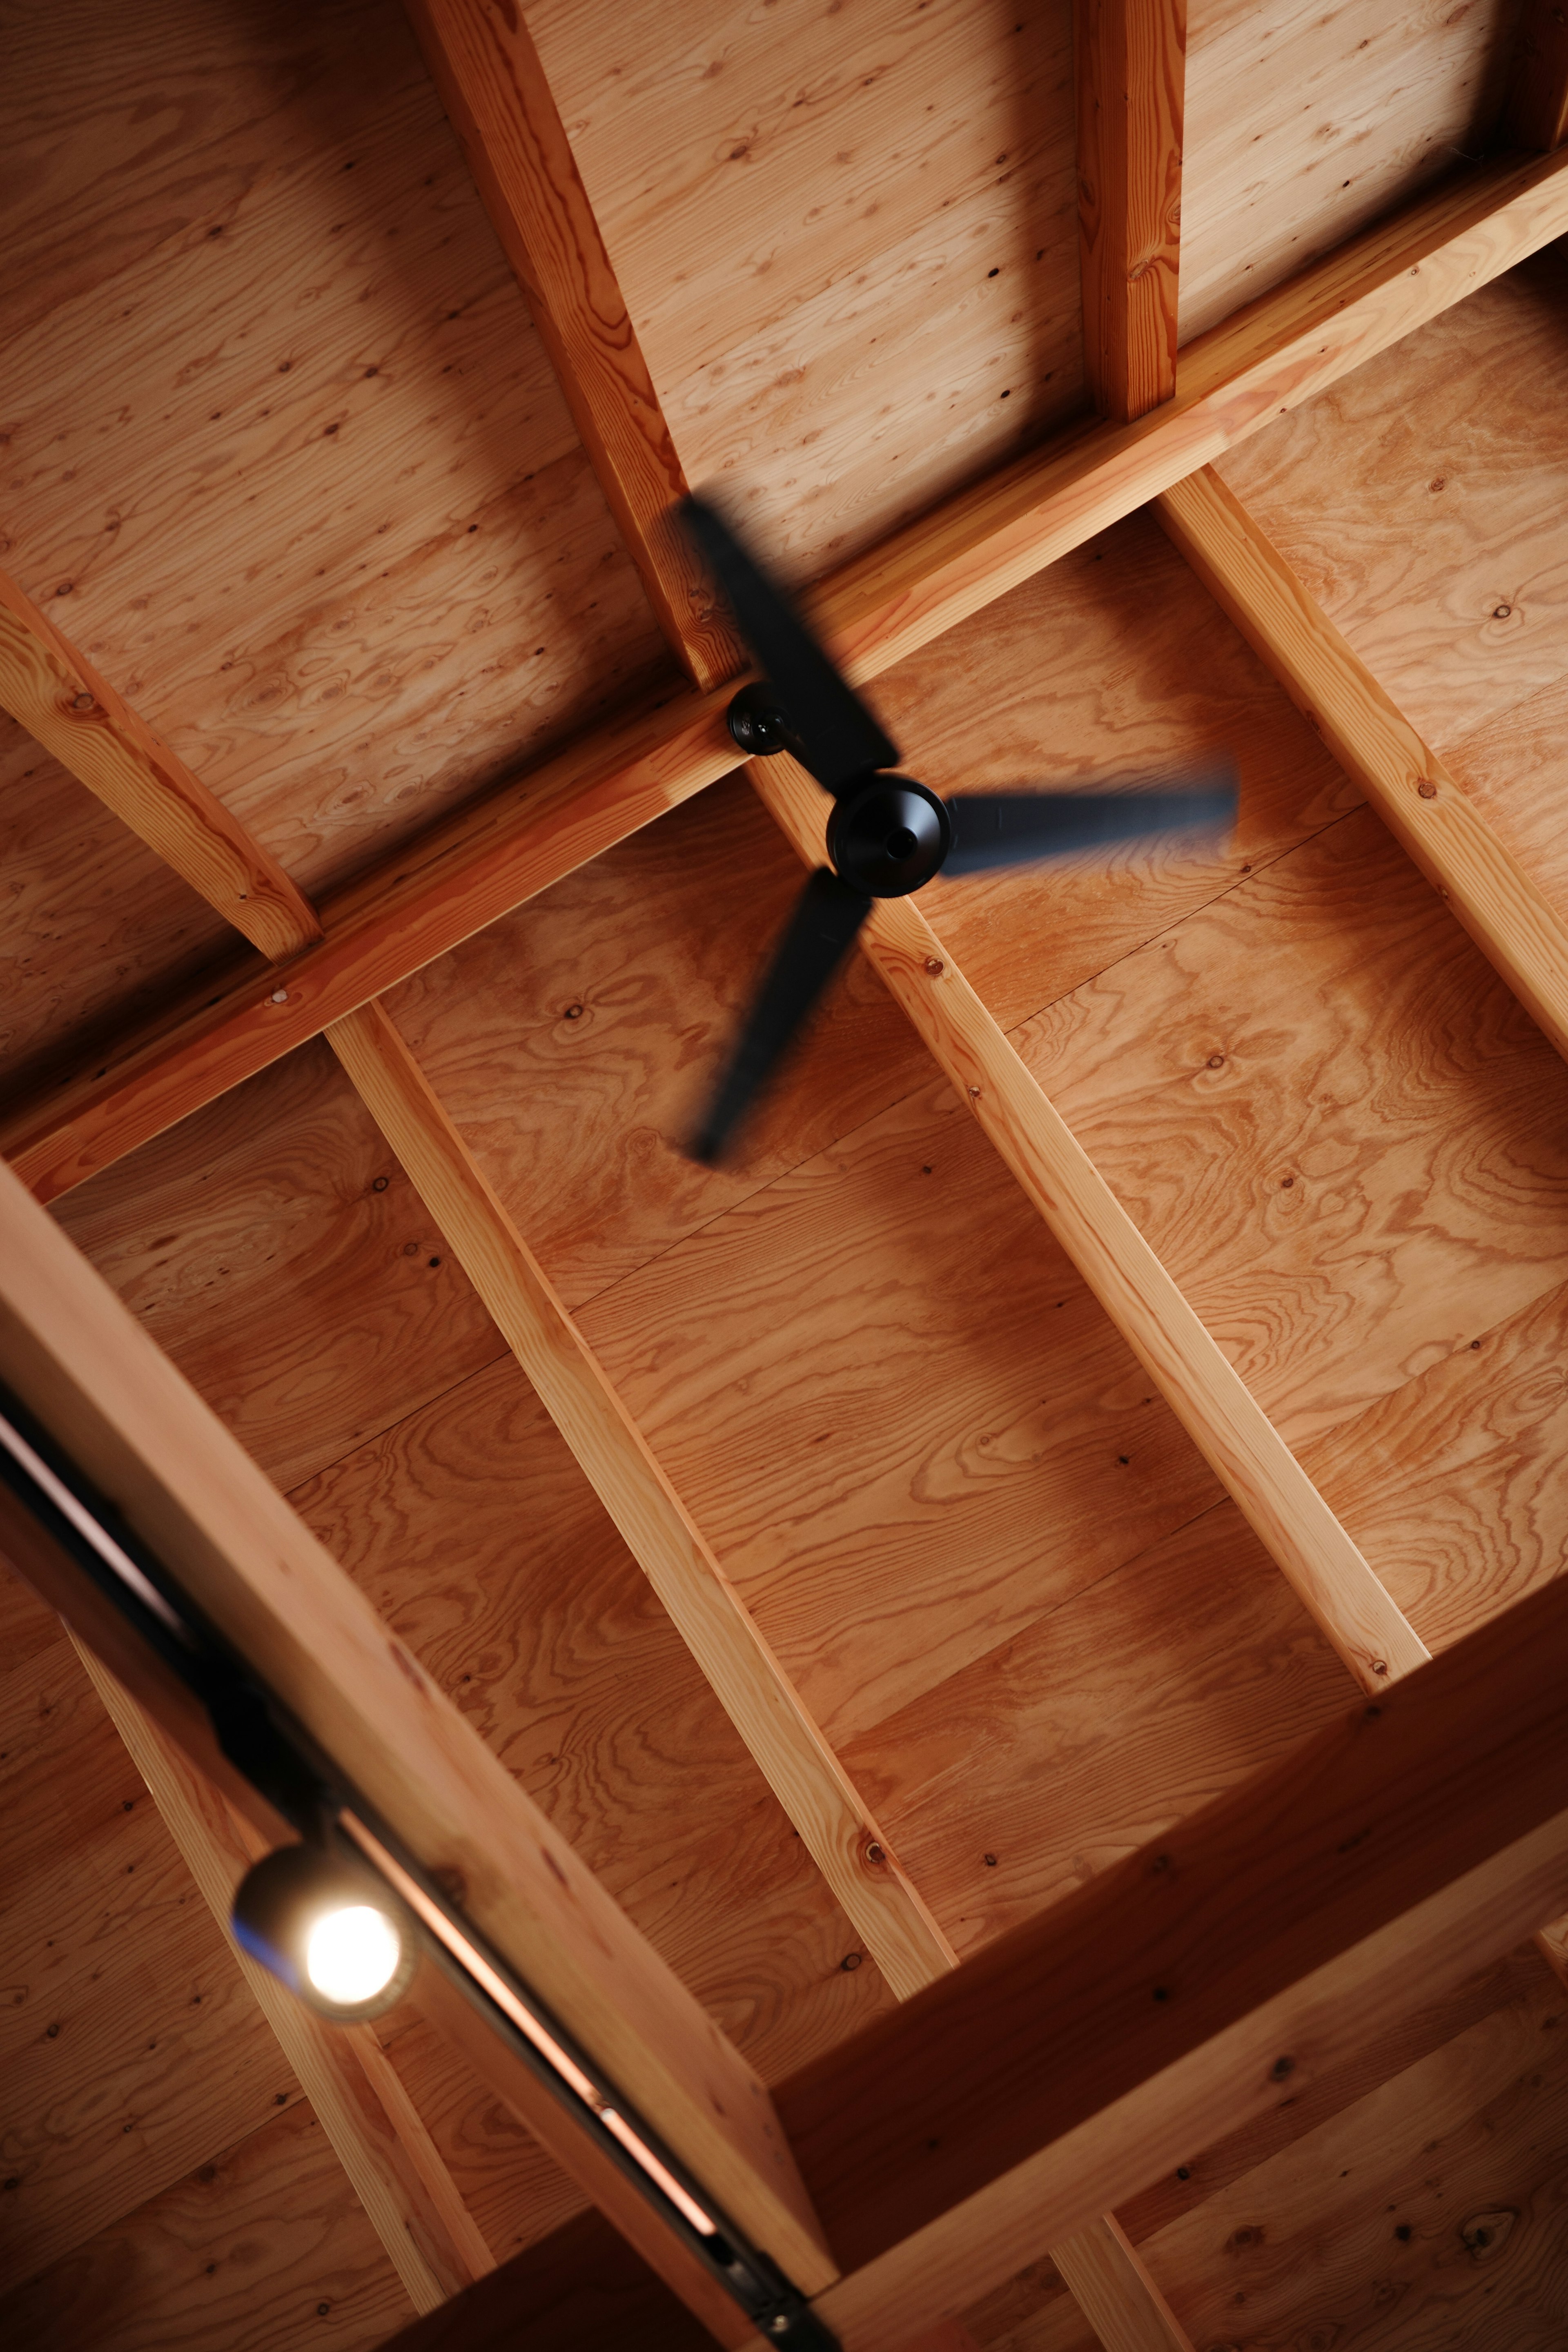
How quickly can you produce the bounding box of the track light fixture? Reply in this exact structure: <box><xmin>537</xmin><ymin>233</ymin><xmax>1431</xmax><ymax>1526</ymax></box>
<box><xmin>232</xmin><ymin>1843</ymin><xmax>418</xmax><ymax>2021</ymax></box>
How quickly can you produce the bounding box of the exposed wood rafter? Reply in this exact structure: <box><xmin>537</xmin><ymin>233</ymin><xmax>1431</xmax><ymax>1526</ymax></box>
<box><xmin>0</xmin><ymin>566</ymin><xmax>319</xmax><ymax>961</ymax></box>
<box><xmin>0</xmin><ymin>1152</ymin><xmax>836</xmax><ymax>2321</ymax></box>
<box><xmin>1155</xmin><ymin>466</ymin><xmax>1568</xmax><ymax>1078</ymax></box>
<box><xmin>405</xmin><ymin>0</ymin><xmax>742</xmax><ymax>691</ymax></box>
<box><xmin>71</xmin><ymin>1641</ymin><xmax>495</xmax><ymax>2315</ymax></box>
<box><xmin>9</xmin><ymin>143</ymin><xmax>1568</xmax><ymax>1206</ymax></box>
<box><xmin>324</xmin><ymin>995</ymin><xmax>958</xmax><ymax>2003</ymax></box>
<box><xmin>791</xmin><ymin>1564</ymin><xmax>1568</xmax><ymax>2344</ymax></box>
<box><xmin>751</xmin><ymin>755</ymin><xmax>1428</xmax><ymax>1694</ymax></box>
<box><xmin>1074</xmin><ymin>0</ymin><xmax>1187</xmax><ymax>420</ymax></box>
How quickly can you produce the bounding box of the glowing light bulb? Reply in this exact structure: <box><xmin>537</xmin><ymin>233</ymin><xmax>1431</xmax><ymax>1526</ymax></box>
<box><xmin>305</xmin><ymin>1903</ymin><xmax>403</xmax><ymax>2007</ymax></box>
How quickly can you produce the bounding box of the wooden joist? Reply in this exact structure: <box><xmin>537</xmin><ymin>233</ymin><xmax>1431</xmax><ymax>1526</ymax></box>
<box><xmin>405</xmin><ymin>0</ymin><xmax>740</xmax><ymax>693</ymax></box>
<box><xmin>0</xmin><ymin>566</ymin><xmax>319</xmax><ymax>962</ymax></box>
<box><xmin>0</xmin><ymin>1152</ymin><xmax>836</xmax><ymax>2321</ymax></box>
<box><xmin>1073</xmin><ymin>0</ymin><xmax>1187</xmax><ymax>420</ymax></box>
<box><xmin>72</xmin><ymin>1640</ymin><xmax>495</xmax><ymax>2316</ymax></box>
<box><xmin>786</xmin><ymin>1563</ymin><xmax>1568</xmax><ymax>2343</ymax></box>
<box><xmin>9</xmin><ymin>144</ymin><xmax>1568</xmax><ymax>1207</ymax></box>
<box><xmin>1050</xmin><ymin>2218</ymin><xmax>1192</xmax><ymax>2352</ymax></box>
<box><xmin>1155</xmin><ymin>464</ymin><xmax>1568</xmax><ymax>1071</ymax></box>
<box><xmin>749</xmin><ymin>755</ymin><xmax>1429</xmax><ymax>1695</ymax></box>
<box><xmin>324</xmin><ymin>996</ymin><xmax>958</xmax><ymax>2003</ymax></box>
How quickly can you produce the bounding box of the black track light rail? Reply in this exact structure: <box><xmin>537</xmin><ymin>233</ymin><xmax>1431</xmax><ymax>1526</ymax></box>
<box><xmin>0</xmin><ymin>1381</ymin><xmax>840</xmax><ymax>2349</ymax></box>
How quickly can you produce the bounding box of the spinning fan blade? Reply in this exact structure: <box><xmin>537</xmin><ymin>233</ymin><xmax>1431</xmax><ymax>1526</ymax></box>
<box><xmin>943</xmin><ymin>773</ymin><xmax>1238</xmax><ymax>877</ymax></box>
<box><xmin>691</xmin><ymin>867</ymin><xmax>873</xmax><ymax>1163</ymax></box>
<box><xmin>679</xmin><ymin>496</ymin><xmax>899</xmax><ymax>793</ymax></box>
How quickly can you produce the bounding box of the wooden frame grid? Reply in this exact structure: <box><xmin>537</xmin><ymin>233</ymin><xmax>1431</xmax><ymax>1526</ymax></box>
<box><xmin>5</xmin><ymin>5</ymin><xmax>1568</xmax><ymax>2348</ymax></box>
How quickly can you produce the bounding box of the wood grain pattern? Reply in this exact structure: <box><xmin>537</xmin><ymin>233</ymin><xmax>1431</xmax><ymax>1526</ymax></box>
<box><xmin>0</xmin><ymin>0</ymin><xmax>673</xmax><ymax>911</ymax></box>
<box><xmin>755</xmin><ymin>753</ymin><xmax>1425</xmax><ymax>1695</ymax></box>
<box><xmin>0</xmin><ymin>719</ymin><xmax>252</xmax><ymax>1105</ymax></box>
<box><xmin>287</xmin><ymin>1348</ymin><xmax>895</xmax><ymax>2088</ymax></box>
<box><xmin>326</xmin><ymin>994</ymin><xmax>955</xmax><ymax>2000</ymax></box>
<box><xmin>0</xmin><ymin>1575</ymin><xmax>305</xmax><ymax>2297</ymax></box>
<box><xmin>2</xmin><ymin>678</ymin><xmax>740</xmax><ymax>1203</ymax></box>
<box><xmin>1178</xmin><ymin>0</ymin><xmax>1520</xmax><ymax>343</ymax></box>
<box><xmin>1017</xmin><ymin>808</ymin><xmax>1568</xmax><ymax>1451</ymax></box>
<box><xmin>14</xmin><ymin>146</ymin><xmax>1568</xmax><ymax>1208</ymax></box>
<box><xmin>50</xmin><ymin>1038</ymin><xmax>505</xmax><ymax>1495</ymax></box>
<box><xmin>75</xmin><ymin>1642</ymin><xmax>494</xmax><ymax>2313</ymax></box>
<box><xmin>838</xmin><ymin>1498</ymin><xmax>1348</xmax><ymax>1964</ymax></box>
<box><xmin>1075</xmin><ymin>0</ymin><xmax>1186</xmax><ymax>421</ymax></box>
<box><xmin>0</xmin><ymin>1153</ymin><xmax>835</xmax><ymax>2299</ymax></box>
<box><xmin>407</xmin><ymin>0</ymin><xmax>740</xmax><ymax>692</ymax></box>
<box><xmin>1506</xmin><ymin>0</ymin><xmax>1568</xmax><ymax>148</ymax></box>
<box><xmin>0</xmin><ymin>2097</ymin><xmax>413</xmax><ymax>2352</ymax></box>
<box><xmin>795</xmin><ymin>1567</ymin><xmax>1568</xmax><ymax>2343</ymax></box>
<box><xmin>1214</xmin><ymin>244</ymin><xmax>1568</xmax><ymax>760</ymax></box>
<box><xmin>0</xmin><ymin>568</ymin><xmax>320</xmax><ymax>960</ymax></box>
<box><xmin>1156</xmin><ymin>463</ymin><xmax>1568</xmax><ymax>1065</ymax></box>
<box><xmin>969</xmin><ymin>1965</ymin><xmax>1568</xmax><ymax>2351</ymax></box>
<box><xmin>1047</xmin><ymin>2218</ymin><xmax>1189</xmax><ymax>2352</ymax></box>
<box><xmin>528</xmin><ymin>0</ymin><xmax>1086</xmax><ymax>587</ymax></box>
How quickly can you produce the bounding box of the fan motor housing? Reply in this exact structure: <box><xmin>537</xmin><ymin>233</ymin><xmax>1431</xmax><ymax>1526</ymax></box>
<box><xmin>828</xmin><ymin>774</ymin><xmax>951</xmax><ymax>897</ymax></box>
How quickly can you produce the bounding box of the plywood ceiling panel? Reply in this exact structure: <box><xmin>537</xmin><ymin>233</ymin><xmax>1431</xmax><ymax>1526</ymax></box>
<box><xmin>0</xmin><ymin>722</ymin><xmax>252</xmax><ymax>1103</ymax></box>
<box><xmin>0</xmin><ymin>0</ymin><xmax>673</xmax><ymax>905</ymax></box>
<box><xmin>49</xmin><ymin>1039</ymin><xmax>506</xmax><ymax>1494</ymax></box>
<box><xmin>528</xmin><ymin>0</ymin><xmax>1087</xmax><ymax>582</ymax></box>
<box><xmin>1180</xmin><ymin>0</ymin><xmax>1523</xmax><ymax>343</ymax></box>
<box><xmin>1217</xmin><ymin>245</ymin><xmax>1568</xmax><ymax>918</ymax></box>
<box><xmin>0</xmin><ymin>2097</ymin><xmax>412</xmax><ymax>2352</ymax></box>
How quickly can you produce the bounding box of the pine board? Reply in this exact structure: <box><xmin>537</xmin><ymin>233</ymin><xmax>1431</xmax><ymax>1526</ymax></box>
<box><xmin>49</xmin><ymin>1038</ymin><xmax>506</xmax><ymax>1494</ymax></box>
<box><xmin>527</xmin><ymin>0</ymin><xmax>1087</xmax><ymax>584</ymax></box>
<box><xmin>0</xmin><ymin>0</ymin><xmax>673</xmax><ymax>920</ymax></box>
<box><xmin>1179</xmin><ymin>0</ymin><xmax>1521</xmax><ymax>342</ymax></box>
<box><xmin>0</xmin><ymin>721</ymin><xmax>249</xmax><ymax>1103</ymax></box>
<box><xmin>287</xmin><ymin>1349</ymin><xmax>896</xmax><ymax>2071</ymax></box>
<box><xmin>1215</xmin><ymin>246</ymin><xmax>1568</xmax><ymax>761</ymax></box>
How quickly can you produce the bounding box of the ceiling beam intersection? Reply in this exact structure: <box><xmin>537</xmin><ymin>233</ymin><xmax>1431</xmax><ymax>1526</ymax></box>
<box><xmin>1074</xmin><ymin>0</ymin><xmax>1187</xmax><ymax>423</ymax></box>
<box><xmin>7</xmin><ymin>142</ymin><xmax>1568</xmax><ymax>1200</ymax></box>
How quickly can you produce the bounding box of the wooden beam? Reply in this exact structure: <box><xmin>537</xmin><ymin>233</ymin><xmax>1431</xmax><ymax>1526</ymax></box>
<box><xmin>404</xmin><ymin>0</ymin><xmax>740</xmax><ymax>694</ymax></box>
<box><xmin>2</xmin><ymin>680</ymin><xmax>740</xmax><ymax>1203</ymax></box>
<box><xmin>71</xmin><ymin>1637</ymin><xmax>494</xmax><ymax>2316</ymax></box>
<box><xmin>1051</xmin><ymin>2217</ymin><xmax>1192</xmax><ymax>2352</ymax></box>
<box><xmin>1504</xmin><ymin>0</ymin><xmax>1568</xmax><ymax>150</ymax></box>
<box><xmin>750</xmin><ymin>755</ymin><xmax>1428</xmax><ymax>1695</ymax></box>
<box><xmin>325</xmin><ymin>996</ymin><xmax>958</xmax><ymax>2004</ymax></box>
<box><xmin>0</xmin><ymin>566</ymin><xmax>319</xmax><ymax>962</ymax></box>
<box><xmin>0</xmin><ymin>1152</ymin><xmax>836</xmax><ymax>2312</ymax></box>
<box><xmin>1155</xmin><ymin>464</ymin><xmax>1568</xmax><ymax>1071</ymax></box>
<box><xmin>9</xmin><ymin>145</ymin><xmax>1568</xmax><ymax>1204</ymax></box>
<box><xmin>1074</xmin><ymin>0</ymin><xmax>1187</xmax><ymax>421</ymax></box>
<box><xmin>781</xmin><ymin>1563</ymin><xmax>1568</xmax><ymax>2343</ymax></box>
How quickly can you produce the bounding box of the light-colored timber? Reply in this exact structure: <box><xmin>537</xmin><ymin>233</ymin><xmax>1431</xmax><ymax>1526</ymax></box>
<box><xmin>1074</xmin><ymin>0</ymin><xmax>1187</xmax><ymax>421</ymax></box>
<box><xmin>750</xmin><ymin>753</ymin><xmax>1430</xmax><ymax>1694</ymax></box>
<box><xmin>325</xmin><ymin>995</ymin><xmax>956</xmax><ymax>2003</ymax></box>
<box><xmin>0</xmin><ymin>567</ymin><xmax>319</xmax><ymax>962</ymax></box>
<box><xmin>9</xmin><ymin>143</ymin><xmax>1568</xmax><ymax>1209</ymax></box>
<box><xmin>70</xmin><ymin>1639</ymin><xmax>494</xmax><ymax>2314</ymax></box>
<box><xmin>404</xmin><ymin>0</ymin><xmax>740</xmax><ymax>693</ymax></box>
<box><xmin>0</xmin><ymin>1149</ymin><xmax>836</xmax><ymax>2310</ymax></box>
<box><xmin>1155</xmin><ymin>465</ymin><xmax>1568</xmax><ymax>1071</ymax></box>
<box><xmin>1050</xmin><ymin>2215</ymin><xmax>1194</xmax><ymax>2352</ymax></box>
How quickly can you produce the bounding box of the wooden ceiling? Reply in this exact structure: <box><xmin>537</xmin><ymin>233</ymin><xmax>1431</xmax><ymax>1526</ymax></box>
<box><xmin>5</xmin><ymin>1</ymin><xmax>1568</xmax><ymax>2347</ymax></box>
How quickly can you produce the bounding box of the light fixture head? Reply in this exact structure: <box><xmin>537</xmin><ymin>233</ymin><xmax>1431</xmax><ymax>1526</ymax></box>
<box><xmin>232</xmin><ymin>1844</ymin><xmax>417</xmax><ymax>2022</ymax></box>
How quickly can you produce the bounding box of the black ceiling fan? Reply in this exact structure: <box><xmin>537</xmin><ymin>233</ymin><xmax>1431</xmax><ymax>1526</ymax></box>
<box><xmin>678</xmin><ymin>496</ymin><xmax>1238</xmax><ymax>1163</ymax></box>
